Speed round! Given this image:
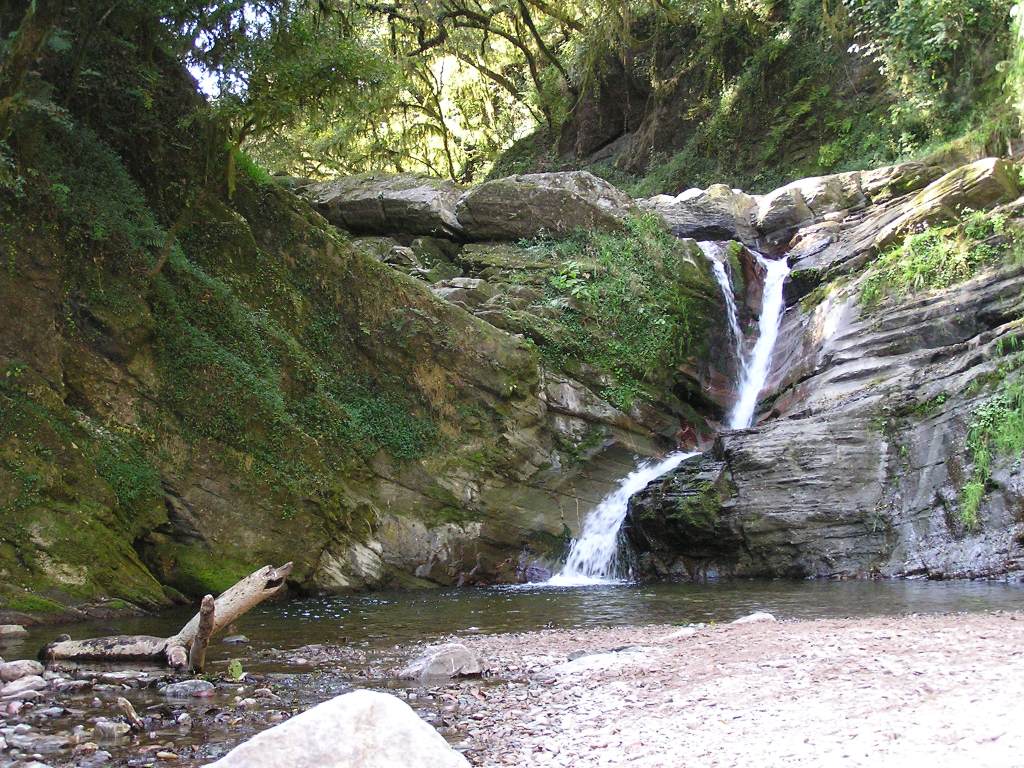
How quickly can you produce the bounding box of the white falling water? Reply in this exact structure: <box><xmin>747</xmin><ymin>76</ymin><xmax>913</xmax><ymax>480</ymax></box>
<box><xmin>699</xmin><ymin>242</ymin><xmax>744</xmax><ymax>354</ymax></box>
<box><xmin>728</xmin><ymin>253</ymin><xmax>791</xmax><ymax>429</ymax></box>
<box><xmin>699</xmin><ymin>242</ymin><xmax>745</xmax><ymax>392</ymax></box>
<box><xmin>548</xmin><ymin>451</ymin><xmax>698</xmax><ymax>586</ymax></box>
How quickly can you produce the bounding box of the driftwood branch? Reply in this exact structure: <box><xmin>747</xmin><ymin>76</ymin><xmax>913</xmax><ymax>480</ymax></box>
<box><xmin>188</xmin><ymin>595</ymin><xmax>215</xmax><ymax>673</ymax></box>
<box><xmin>116</xmin><ymin>696</ymin><xmax>145</xmax><ymax>731</ymax></box>
<box><xmin>41</xmin><ymin>563</ymin><xmax>292</xmax><ymax>669</ymax></box>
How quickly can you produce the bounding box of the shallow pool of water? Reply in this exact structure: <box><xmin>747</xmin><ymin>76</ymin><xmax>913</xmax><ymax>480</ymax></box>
<box><xmin>13</xmin><ymin>579</ymin><xmax>1023</xmax><ymax>666</ymax></box>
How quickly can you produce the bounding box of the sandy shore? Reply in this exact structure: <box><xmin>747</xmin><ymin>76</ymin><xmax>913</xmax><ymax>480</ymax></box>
<box><xmin>434</xmin><ymin>612</ymin><xmax>1024</xmax><ymax>767</ymax></box>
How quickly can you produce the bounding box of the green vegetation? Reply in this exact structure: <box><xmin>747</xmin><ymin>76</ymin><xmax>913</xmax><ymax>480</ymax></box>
<box><xmin>226</xmin><ymin>658</ymin><xmax>245</xmax><ymax>681</ymax></box>
<box><xmin>493</xmin><ymin>0</ymin><xmax>1019</xmax><ymax>194</ymax></box>
<box><xmin>861</xmin><ymin>210</ymin><xmax>1023</xmax><ymax>307</ymax></box>
<box><xmin>507</xmin><ymin>215</ymin><xmax>717</xmax><ymax>410</ymax></box>
<box><xmin>672</xmin><ymin>482</ymin><xmax>721</xmax><ymax>532</ymax></box>
<box><xmin>960</xmin><ymin>336</ymin><xmax>1024</xmax><ymax>528</ymax></box>
<box><xmin>161</xmin><ymin>545</ymin><xmax>257</xmax><ymax>595</ymax></box>
<box><xmin>1</xmin><ymin>593</ymin><xmax>66</xmax><ymax>614</ymax></box>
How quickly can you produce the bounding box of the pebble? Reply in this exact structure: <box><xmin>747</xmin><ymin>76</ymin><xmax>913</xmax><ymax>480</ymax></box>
<box><xmin>730</xmin><ymin>612</ymin><xmax>777</xmax><ymax>625</ymax></box>
<box><xmin>223</xmin><ymin>635</ymin><xmax>250</xmax><ymax>645</ymax></box>
<box><xmin>176</xmin><ymin>712</ymin><xmax>192</xmax><ymax>726</ymax></box>
<box><xmin>0</xmin><ymin>625</ymin><xmax>28</xmax><ymax>639</ymax></box>
<box><xmin>0</xmin><ymin>675</ymin><xmax>48</xmax><ymax>697</ymax></box>
<box><xmin>93</xmin><ymin>719</ymin><xmax>130</xmax><ymax>741</ymax></box>
<box><xmin>98</xmin><ymin>671</ymin><xmax>148</xmax><ymax>686</ymax></box>
<box><xmin>56</xmin><ymin>679</ymin><xmax>93</xmax><ymax>693</ymax></box>
<box><xmin>163</xmin><ymin>679</ymin><xmax>215</xmax><ymax>698</ymax></box>
<box><xmin>156</xmin><ymin>751</ymin><xmax>180</xmax><ymax>760</ymax></box>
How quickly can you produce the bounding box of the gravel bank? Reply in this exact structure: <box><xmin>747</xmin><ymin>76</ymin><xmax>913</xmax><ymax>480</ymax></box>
<box><xmin>442</xmin><ymin>612</ymin><xmax>1024</xmax><ymax>767</ymax></box>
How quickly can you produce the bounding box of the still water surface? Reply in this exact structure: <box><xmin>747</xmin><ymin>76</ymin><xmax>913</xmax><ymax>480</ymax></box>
<box><xmin>18</xmin><ymin>579</ymin><xmax>1023</xmax><ymax>665</ymax></box>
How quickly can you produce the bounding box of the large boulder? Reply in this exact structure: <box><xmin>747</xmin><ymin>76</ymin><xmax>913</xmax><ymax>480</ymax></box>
<box><xmin>754</xmin><ymin>170</ymin><xmax>869</xmax><ymax>243</ymax></box>
<box><xmin>455</xmin><ymin>171</ymin><xmax>637</xmax><ymax>241</ymax></box>
<box><xmin>303</xmin><ymin>174</ymin><xmax>464</xmax><ymax>238</ymax></box>
<box><xmin>755</xmin><ymin>184</ymin><xmax>813</xmax><ymax>243</ymax></box>
<box><xmin>874</xmin><ymin>157</ymin><xmax>1021</xmax><ymax>249</ymax></box>
<box><xmin>398</xmin><ymin>643</ymin><xmax>483</xmax><ymax>680</ymax></box>
<box><xmin>0</xmin><ymin>659</ymin><xmax>44</xmax><ymax>683</ymax></box>
<box><xmin>789</xmin><ymin>171</ymin><xmax>866</xmax><ymax>217</ymax></box>
<box><xmin>205</xmin><ymin>690</ymin><xmax>470</xmax><ymax>768</ymax></box>
<box><xmin>860</xmin><ymin>162</ymin><xmax>945</xmax><ymax>202</ymax></box>
<box><xmin>639</xmin><ymin>184</ymin><xmax>759</xmax><ymax>243</ymax></box>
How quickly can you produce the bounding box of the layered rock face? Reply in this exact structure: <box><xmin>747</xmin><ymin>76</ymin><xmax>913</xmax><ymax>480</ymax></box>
<box><xmin>626</xmin><ymin>157</ymin><xmax>1024</xmax><ymax>581</ymax></box>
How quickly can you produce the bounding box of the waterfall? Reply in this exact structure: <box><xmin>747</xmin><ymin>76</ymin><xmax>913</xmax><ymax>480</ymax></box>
<box><xmin>728</xmin><ymin>253</ymin><xmax>790</xmax><ymax>429</ymax></box>
<box><xmin>548</xmin><ymin>452</ymin><xmax>698</xmax><ymax>586</ymax></box>
<box><xmin>698</xmin><ymin>242</ymin><xmax>791</xmax><ymax>429</ymax></box>
<box><xmin>698</xmin><ymin>242</ymin><xmax>743</xmax><ymax>356</ymax></box>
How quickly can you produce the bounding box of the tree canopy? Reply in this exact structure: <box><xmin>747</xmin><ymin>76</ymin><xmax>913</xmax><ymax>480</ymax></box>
<box><xmin>2</xmin><ymin>0</ymin><xmax>1023</xmax><ymax>184</ymax></box>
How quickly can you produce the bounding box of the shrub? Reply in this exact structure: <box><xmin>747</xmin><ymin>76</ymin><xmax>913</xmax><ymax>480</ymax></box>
<box><xmin>860</xmin><ymin>210</ymin><xmax>1017</xmax><ymax>307</ymax></box>
<box><xmin>960</xmin><ymin>336</ymin><xmax>1024</xmax><ymax>527</ymax></box>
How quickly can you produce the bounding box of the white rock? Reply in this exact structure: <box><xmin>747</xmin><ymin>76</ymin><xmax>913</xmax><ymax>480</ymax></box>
<box><xmin>0</xmin><ymin>625</ymin><xmax>28</xmax><ymax>638</ymax></box>
<box><xmin>398</xmin><ymin>643</ymin><xmax>482</xmax><ymax>680</ymax></box>
<box><xmin>163</xmin><ymin>679</ymin><xmax>215</xmax><ymax>698</ymax></box>
<box><xmin>205</xmin><ymin>689</ymin><xmax>470</xmax><ymax>768</ymax></box>
<box><xmin>93</xmin><ymin>718</ymin><xmax>130</xmax><ymax>741</ymax></box>
<box><xmin>730</xmin><ymin>612</ymin><xmax>777</xmax><ymax>625</ymax></box>
<box><xmin>0</xmin><ymin>659</ymin><xmax>44</xmax><ymax>682</ymax></box>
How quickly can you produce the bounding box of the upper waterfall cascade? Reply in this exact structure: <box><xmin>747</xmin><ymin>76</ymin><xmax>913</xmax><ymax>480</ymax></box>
<box><xmin>700</xmin><ymin>242</ymin><xmax>744</xmax><ymax>359</ymax></box>
<box><xmin>548</xmin><ymin>452</ymin><xmax>698</xmax><ymax>586</ymax></box>
<box><xmin>698</xmin><ymin>242</ymin><xmax>791</xmax><ymax>429</ymax></box>
<box><xmin>728</xmin><ymin>252</ymin><xmax>790</xmax><ymax>428</ymax></box>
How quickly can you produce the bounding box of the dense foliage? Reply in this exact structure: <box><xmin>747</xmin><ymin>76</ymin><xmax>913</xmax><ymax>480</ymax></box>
<box><xmin>963</xmin><ymin>336</ymin><xmax>1024</xmax><ymax>527</ymax></box>
<box><xmin>3</xmin><ymin>0</ymin><xmax>1023</xmax><ymax>186</ymax></box>
<box><xmin>516</xmin><ymin>214</ymin><xmax>717</xmax><ymax>410</ymax></box>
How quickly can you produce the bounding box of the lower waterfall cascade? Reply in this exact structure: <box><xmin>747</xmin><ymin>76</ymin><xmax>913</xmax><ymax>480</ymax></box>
<box><xmin>548</xmin><ymin>452</ymin><xmax>698</xmax><ymax>586</ymax></box>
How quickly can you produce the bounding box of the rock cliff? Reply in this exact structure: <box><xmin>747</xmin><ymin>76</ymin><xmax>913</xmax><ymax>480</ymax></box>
<box><xmin>626</xmin><ymin>158</ymin><xmax>1024</xmax><ymax>580</ymax></box>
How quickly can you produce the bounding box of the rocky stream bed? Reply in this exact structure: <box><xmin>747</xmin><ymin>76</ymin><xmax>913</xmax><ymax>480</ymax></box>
<box><xmin>2</xmin><ymin>582</ymin><xmax>1023</xmax><ymax>767</ymax></box>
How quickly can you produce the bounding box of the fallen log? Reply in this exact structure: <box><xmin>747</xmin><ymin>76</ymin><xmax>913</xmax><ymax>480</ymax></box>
<box><xmin>41</xmin><ymin>562</ymin><xmax>292</xmax><ymax>668</ymax></box>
